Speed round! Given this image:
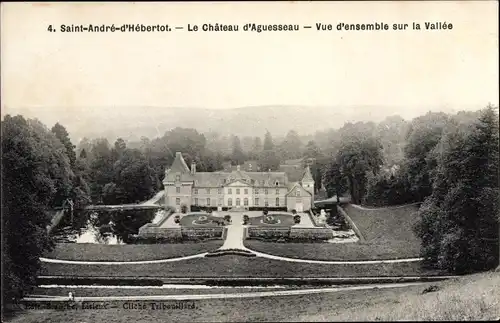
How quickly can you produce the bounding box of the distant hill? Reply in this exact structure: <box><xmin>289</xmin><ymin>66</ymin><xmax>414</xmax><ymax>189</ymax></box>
<box><xmin>2</xmin><ymin>104</ymin><xmax>478</xmax><ymax>143</ymax></box>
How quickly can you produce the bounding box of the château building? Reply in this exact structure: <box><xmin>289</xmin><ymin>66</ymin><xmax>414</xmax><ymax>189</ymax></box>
<box><xmin>163</xmin><ymin>152</ymin><xmax>314</xmax><ymax>212</ymax></box>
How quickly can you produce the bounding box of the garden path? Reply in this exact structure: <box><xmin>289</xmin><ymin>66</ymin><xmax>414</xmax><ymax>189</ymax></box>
<box><xmin>219</xmin><ymin>213</ymin><xmax>249</xmax><ymax>250</ymax></box>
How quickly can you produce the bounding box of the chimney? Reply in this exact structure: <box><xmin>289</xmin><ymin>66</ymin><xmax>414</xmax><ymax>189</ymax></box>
<box><xmin>191</xmin><ymin>162</ymin><xmax>196</xmax><ymax>174</ymax></box>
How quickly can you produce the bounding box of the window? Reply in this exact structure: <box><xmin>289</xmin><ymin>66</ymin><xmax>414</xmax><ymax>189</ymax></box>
<box><xmin>276</xmin><ymin>188</ymin><xmax>279</xmax><ymax>194</ymax></box>
<box><xmin>176</xmin><ymin>175</ymin><xmax>181</xmax><ymax>181</ymax></box>
<box><xmin>244</xmin><ymin>188</ymin><xmax>248</xmax><ymax>194</ymax></box>
<box><xmin>176</xmin><ymin>198</ymin><xmax>180</xmax><ymax>205</ymax></box>
<box><xmin>244</xmin><ymin>198</ymin><xmax>249</xmax><ymax>206</ymax></box>
<box><xmin>206</xmin><ymin>198</ymin><xmax>211</xmax><ymax>206</ymax></box>
<box><xmin>206</xmin><ymin>188</ymin><xmax>210</xmax><ymax>194</ymax></box>
<box><xmin>218</xmin><ymin>188</ymin><xmax>222</xmax><ymax>194</ymax></box>
<box><xmin>265</xmin><ymin>200</ymin><xmax>269</xmax><ymax>207</ymax></box>
<box><xmin>255</xmin><ymin>198</ymin><xmax>259</xmax><ymax>205</ymax></box>
<box><xmin>236</xmin><ymin>198</ymin><xmax>241</xmax><ymax>206</ymax></box>
<box><xmin>176</xmin><ymin>187</ymin><xmax>180</xmax><ymax>194</ymax></box>
<box><xmin>194</xmin><ymin>188</ymin><xmax>198</xmax><ymax>194</ymax></box>
<box><xmin>255</xmin><ymin>188</ymin><xmax>259</xmax><ymax>194</ymax></box>
<box><xmin>194</xmin><ymin>198</ymin><xmax>199</xmax><ymax>205</ymax></box>
<box><xmin>228</xmin><ymin>198</ymin><xmax>233</xmax><ymax>206</ymax></box>
<box><xmin>228</xmin><ymin>188</ymin><xmax>232</xmax><ymax>194</ymax></box>
<box><xmin>296</xmin><ymin>189</ymin><xmax>300</xmax><ymax>197</ymax></box>
<box><xmin>276</xmin><ymin>197</ymin><xmax>280</xmax><ymax>206</ymax></box>
<box><xmin>265</xmin><ymin>188</ymin><xmax>268</xmax><ymax>195</ymax></box>
<box><xmin>236</xmin><ymin>188</ymin><xmax>240</xmax><ymax>194</ymax></box>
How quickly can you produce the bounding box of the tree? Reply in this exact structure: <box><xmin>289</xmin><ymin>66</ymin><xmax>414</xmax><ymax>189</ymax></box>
<box><xmin>52</xmin><ymin>122</ymin><xmax>77</xmax><ymax>167</ymax></box>
<box><xmin>2</xmin><ymin>115</ymin><xmax>73</xmax><ymax>306</ymax></box>
<box><xmin>336</xmin><ymin>136</ymin><xmax>384</xmax><ymax>204</ymax></box>
<box><xmin>414</xmin><ymin>106</ymin><xmax>499</xmax><ymax>273</ymax></box>
<box><xmin>263</xmin><ymin>131</ymin><xmax>274</xmax><ymax>151</ymax></box>
<box><xmin>304</xmin><ymin>140</ymin><xmax>321</xmax><ymax>160</ymax></box>
<box><xmin>280</xmin><ymin>130</ymin><xmax>303</xmax><ymax>160</ymax></box>
<box><xmin>231</xmin><ymin>135</ymin><xmax>246</xmax><ymax>165</ymax></box>
<box><xmin>323</xmin><ymin>158</ymin><xmax>348</xmax><ymax>203</ymax></box>
<box><xmin>257</xmin><ymin>150</ymin><xmax>280</xmax><ymax>171</ymax></box>
<box><xmin>110</xmin><ymin>149</ymin><xmax>158</xmax><ymax>204</ymax></box>
<box><xmin>250</xmin><ymin>136</ymin><xmax>263</xmax><ymax>159</ymax></box>
<box><xmin>404</xmin><ymin>112</ymin><xmax>449</xmax><ymax>201</ymax></box>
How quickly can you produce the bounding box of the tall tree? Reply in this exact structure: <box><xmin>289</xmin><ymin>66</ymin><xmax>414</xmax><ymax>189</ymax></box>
<box><xmin>404</xmin><ymin>112</ymin><xmax>449</xmax><ymax>201</ymax></box>
<box><xmin>231</xmin><ymin>135</ymin><xmax>246</xmax><ymax>165</ymax></box>
<box><xmin>414</xmin><ymin>106</ymin><xmax>499</xmax><ymax>273</ymax></box>
<box><xmin>51</xmin><ymin>122</ymin><xmax>77</xmax><ymax>167</ymax></box>
<box><xmin>280</xmin><ymin>130</ymin><xmax>303</xmax><ymax>160</ymax></box>
<box><xmin>263</xmin><ymin>131</ymin><xmax>274</xmax><ymax>151</ymax></box>
<box><xmin>323</xmin><ymin>158</ymin><xmax>348</xmax><ymax>203</ymax></box>
<box><xmin>336</xmin><ymin>136</ymin><xmax>384</xmax><ymax>204</ymax></box>
<box><xmin>2</xmin><ymin>115</ymin><xmax>73</xmax><ymax>305</ymax></box>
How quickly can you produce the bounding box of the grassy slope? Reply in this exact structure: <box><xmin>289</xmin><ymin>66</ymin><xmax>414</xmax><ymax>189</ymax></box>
<box><xmin>44</xmin><ymin>241</ymin><xmax>224</xmax><ymax>261</ymax></box>
<box><xmin>7</xmin><ymin>272</ymin><xmax>499</xmax><ymax>322</ymax></box>
<box><xmin>40</xmin><ymin>256</ymin><xmax>438</xmax><ymax>278</ymax></box>
<box><xmin>245</xmin><ymin>204</ymin><xmax>421</xmax><ymax>260</ymax></box>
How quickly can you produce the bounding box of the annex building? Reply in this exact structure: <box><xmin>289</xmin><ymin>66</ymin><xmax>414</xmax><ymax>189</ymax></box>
<box><xmin>164</xmin><ymin>152</ymin><xmax>315</xmax><ymax>212</ymax></box>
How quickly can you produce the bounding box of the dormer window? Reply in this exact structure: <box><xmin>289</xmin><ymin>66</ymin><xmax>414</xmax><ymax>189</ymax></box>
<box><xmin>296</xmin><ymin>189</ymin><xmax>300</xmax><ymax>197</ymax></box>
<box><xmin>175</xmin><ymin>175</ymin><xmax>181</xmax><ymax>182</ymax></box>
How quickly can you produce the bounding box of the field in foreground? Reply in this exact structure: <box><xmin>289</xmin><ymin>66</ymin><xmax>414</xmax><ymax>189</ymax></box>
<box><xmin>44</xmin><ymin>241</ymin><xmax>223</xmax><ymax>261</ymax></box>
<box><xmin>6</xmin><ymin>272</ymin><xmax>499</xmax><ymax>322</ymax></box>
<box><xmin>40</xmin><ymin>256</ymin><xmax>441</xmax><ymax>278</ymax></box>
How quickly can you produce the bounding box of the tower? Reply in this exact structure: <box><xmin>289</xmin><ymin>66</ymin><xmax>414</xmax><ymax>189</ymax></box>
<box><xmin>301</xmin><ymin>165</ymin><xmax>315</xmax><ymax>202</ymax></box>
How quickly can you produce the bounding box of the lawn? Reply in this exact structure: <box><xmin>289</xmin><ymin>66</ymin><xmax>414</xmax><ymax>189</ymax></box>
<box><xmin>245</xmin><ymin>240</ymin><xmax>420</xmax><ymax>261</ymax></box>
<box><xmin>40</xmin><ymin>256</ymin><xmax>440</xmax><ymax>278</ymax></box>
<box><xmin>244</xmin><ymin>204</ymin><xmax>422</xmax><ymax>261</ymax></box>
<box><xmin>179</xmin><ymin>214</ymin><xmax>224</xmax><ymax>227</ymax></box>
<box><xmin>343</xmin><ymin>204</ymin><xmax>421</xmax><ymax>244</ymax></box>
<box><xmin>44</xmin><ymin>241</ymin><xmax>224</xmax><ymax>261</ymax></box>
<box><xmin>7</xmin><ymin>272</ymin><xmax>498</xmax><ymax>322</ymax></box>
<box><xmin>248</xmin><ymin>213</ymin><xmax>295</xmax><ymax>226</ymax></box>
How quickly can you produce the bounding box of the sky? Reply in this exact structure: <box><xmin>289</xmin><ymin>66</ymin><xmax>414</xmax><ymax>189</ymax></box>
<box><xmin>1</xmin><ymin>1</ymin><xmax>498</xmax><ymax>122</ymax></box>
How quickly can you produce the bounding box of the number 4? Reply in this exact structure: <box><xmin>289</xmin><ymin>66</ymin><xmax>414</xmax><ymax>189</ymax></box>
<box><xmin>48</xmin><ymin>25</ymin><xmax>54</xmax><ymax>32</ymax></box>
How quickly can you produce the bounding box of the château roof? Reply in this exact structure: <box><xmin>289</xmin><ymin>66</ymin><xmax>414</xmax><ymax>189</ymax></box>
<box><xmin>170</xmin><ymin>152</ymin><xmax>190</xmax><ymax>173</ymax></box>
<box><xmin>164</xmin><ymin>152</ymin><xmax>313</xmax><ymax>191</ymax></box>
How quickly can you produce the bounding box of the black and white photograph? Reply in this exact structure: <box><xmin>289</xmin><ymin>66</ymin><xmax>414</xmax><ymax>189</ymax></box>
<box><xmin>1</xmin><ymin>1</ymin><xmax>499</xmax><ymax>322</ymax></box>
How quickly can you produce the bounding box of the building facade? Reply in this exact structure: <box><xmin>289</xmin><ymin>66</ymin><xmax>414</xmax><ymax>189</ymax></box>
<box><xmin>163</xmin><ymin>152</ymin><xmax>314</xmax><ymax>212</ymax></box>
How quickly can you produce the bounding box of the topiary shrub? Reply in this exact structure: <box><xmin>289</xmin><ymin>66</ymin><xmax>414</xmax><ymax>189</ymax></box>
<box><xmin>263</xmin><ymin>209</ymin><xmax>269</xmax><ymax>216</ymax></box>
<box><xmin>243</xmin><ymin>214</ymin><xmax>249</xmax><ymax>225</ymax></box>
<box><xmin>291</xmin><ymin>209</ymin><xmax>297</xmax><ymax>215</ymax></box>
<box><xmin>293</xmin><ymin>215</ymin><xmax>301</xmax><ymax>224</ymax></box>
<box><xmin>224</xmin><ymin>215</ymin><xmax>231</xmax><ymax>223</ymax></box>
<box><xmin>174</xmin><ymin>215</ymin><xmax>181</xmax><ymax>224</ymax></box>
<box><xmin>180</xmin><ymin>204</ymin><xmax>188</xmax><ymax>214</ymax></box>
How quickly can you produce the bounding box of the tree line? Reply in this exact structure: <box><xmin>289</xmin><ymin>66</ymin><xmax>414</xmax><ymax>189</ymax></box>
<box><xmin>1</xmin><ymin>105</ymin><xmax>498</xmax><ymax>309</ymax></box>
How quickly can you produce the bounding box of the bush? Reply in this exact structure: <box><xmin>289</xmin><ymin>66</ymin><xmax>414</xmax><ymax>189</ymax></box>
<box><xmin>291</xmin><ymin>209</ymin><xmax>297</xmax><ymax>215</ymax></box>
<box><xmin>174</xmin><ymin>215</ymin><xmax>180</xmax><ymax>223</ymax></box>
<box><xmin>293</xmin><ymin>215</ymin><xmax>301</xmax><ymax>224</ymax></box>
<box><xmin>224</xmin><ymin>215</ymin><xmax>231</xmax><ymax>223</ymax></box>
<box><xmin>263</xmin><ymin>209</ymin><xmax>269</xmax><ymax>216</ymax></box>
<box><xmin>243</xmin><ymin>214</ymin><xmax>249</xmax><ymax>225</ymax></box>
<box><xmin>180</xmin><ymin>204</ymin><xmax>188</xmax><ymax>214</ymax></box>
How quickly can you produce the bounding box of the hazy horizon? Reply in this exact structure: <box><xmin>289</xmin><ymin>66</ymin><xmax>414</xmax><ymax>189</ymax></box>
<box><xmin>1</xmin><ymin>1</ymin><xmax>498</xmax><ymax>141</ymax></box>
